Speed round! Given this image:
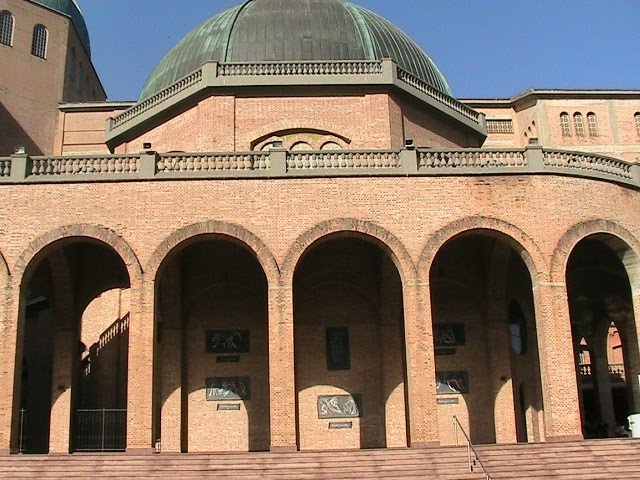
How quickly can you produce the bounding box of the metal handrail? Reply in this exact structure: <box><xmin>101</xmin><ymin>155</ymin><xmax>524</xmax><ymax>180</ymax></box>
<box><xmin>453</xmin><ymin>415</ymin><xmax>493</xmax><ymax>480</ymax></box>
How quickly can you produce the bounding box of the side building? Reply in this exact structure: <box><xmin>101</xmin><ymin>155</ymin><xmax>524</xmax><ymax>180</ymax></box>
<box><xmin>0</xmin><ymin>0</ymin><xmax>105</xmax><ymax>156</ymax></box>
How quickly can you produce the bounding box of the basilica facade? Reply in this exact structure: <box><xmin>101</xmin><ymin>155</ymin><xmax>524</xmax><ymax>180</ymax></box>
<box><xmin>1</xmin><ymin>0</ymin><xmax>640</xmax><ymax>455</ymax></box>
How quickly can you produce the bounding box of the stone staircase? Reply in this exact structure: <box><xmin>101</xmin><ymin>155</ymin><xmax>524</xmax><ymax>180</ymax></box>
<box><xmin>1</xmin><ymin>439</ymin><xmax>639</xmax><ymax>479</ymax></box>
<box><xmin>0</xmin><ymin>447</ymin><xmax>485</xmax><ymax>480</ymax></box>
<box><xmin>477</xmin><ymin>438</ymin><xmax>640</xmax><ymax>479</ymax></box>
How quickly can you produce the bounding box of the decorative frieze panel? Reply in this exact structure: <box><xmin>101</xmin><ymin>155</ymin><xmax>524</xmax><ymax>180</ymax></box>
<box><xmin>436</xmin><ymin>372</ymin><xmax>469</xmax><ymax>395</ymax></box>
<box><xmin>317</xmin><ymin>394</ymin><xmax>362</xmax><ymax>419</ymax></box>
<box><xmin>206</xmin><ymin>377</ymin><xmax>251</xmax><ymax>401</ymax></box>
<box><xmin>434</xmin><ymin>324</ymin><xmax>466</xmax><ymax>348</ymax></box>
<box><xmin>205</xmin><ymin>330</ymin><xmax>250</xmax><ymax>354</ymax></box>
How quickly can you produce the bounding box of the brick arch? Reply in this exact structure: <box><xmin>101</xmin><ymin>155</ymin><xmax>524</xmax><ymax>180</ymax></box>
<box><xmin>0</xmin><ymin>248</ymin><xmax>8</xmax><ymax>284</ymax></box>
<box><xmin>281</xmin><ymin>218</ymin><xmax>416</xmax><ymax>287</ymax></box>
<box><xmin>146</xmin><ymin>221</ymin><xmax>280</xmax><ymax>287</ymax></box>
<box><xmin>417</xmin><ymin>216</ymin><xmax>548</xmax><ymax>285</ymax></box>
<box><xmin>248</xmin><ymin>120</ymin><xmax>352</xmax><ymax>149</ymax></box>
<box><xmin>13</xmin><ymin>224</ymin><xmax>142</xmax><ymax>286</ymax></box>
<box><xmin>550</xmin><ymin>219</ymin><xmax>640</xmax><ymax>290</ymax></box>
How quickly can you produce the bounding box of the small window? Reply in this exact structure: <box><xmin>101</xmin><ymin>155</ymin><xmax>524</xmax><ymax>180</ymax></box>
<box><xmin>0</xmin><ymin>10</ymin><xmax>14</xmax><ymax>46</ymax></box>
<box><xmin>320</xmin><ymin>141</ymin><xmax>342</xmax><ymax>151</ymax></box>
<box><xmin>486</xmin><ymin>119</ymin><xmax>514</xmax><ymax>134</ymax></box>
<box><xmin>31</xmin><ymin>24</ymin><xmax>48</xmax><ymax>59</ymax></box>
<box><xmin>635</xmin><ymin>113</ymin><xmax>640</xmax><ymax>135</ymax></box>
<box><xmin>560</xmin><ymin>112</ymin><xmax>571</xmax><ymax>136</ymax></box>
<box><xmin>291</xmin><ymin>141</ymin><xmax>312</xmax><ymax>151</ymax></box>
<box><xmin>574</xmin><ymin>112</ymin><xmax>585</xmax><ymax>137</ymax></box>
<box><xmin>587</xmin><ymin>113</ymin><xmax>598</xmax><ymax>137</ymax></box>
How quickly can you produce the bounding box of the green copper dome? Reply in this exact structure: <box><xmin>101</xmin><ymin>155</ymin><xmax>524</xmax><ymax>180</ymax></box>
<box><xmin>32</xmin><ymin>0</ymin><xmax>90</xmax><ymax>55</ymax></box>
<box><xmin>140</xmin><ymin>0</ymin><xmax>451</xmax><ymax>100</ymax></box>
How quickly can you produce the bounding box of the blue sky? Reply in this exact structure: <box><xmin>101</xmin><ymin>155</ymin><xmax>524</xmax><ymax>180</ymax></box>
<box><xmin>77</xmin><ymin>0</ymin><xmax>640</xmax><ymax>101</ymax></box>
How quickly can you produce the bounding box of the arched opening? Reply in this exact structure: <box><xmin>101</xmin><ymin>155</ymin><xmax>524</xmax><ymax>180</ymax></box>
<box><xmin>17</xmin><ymin>239</ymin><xmax>130</xmax><ymax>453</ymax></box>
<box><xmin>0</xmin><ymin>10</ymin><xmax>14</xmax><ymax>47</ymax></box>
<box><xmin>429</xmin><ymin>232</ymin><xmax>544</xmax><ymax>445</ymax></box>
<box><xmin>566</xmin><ymin>234</ymin><xmax>640</xmax><ymax>438</ymax></box>
<box><xmin>293</xmin><ymin>235</ymin><xmax>408</xmax><ymax>450</ymax></box>
<box><xmin>155</xmin><ymin>235</ymin><xmax>270</xmax><ymax>453</ymax></box>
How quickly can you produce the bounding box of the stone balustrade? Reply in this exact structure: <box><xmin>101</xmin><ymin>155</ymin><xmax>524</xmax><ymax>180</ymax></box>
<box><xmin>29</xmin><ymin>155</ymin><xmax>140</xmax><ymax>176</ymax></box>
<box><xmin>106</xmin><ymin>60</ymin><xmax>482</xmax><ymax>138</ymax></box>
<box><xmin>156</xmin><ymin>152</ymin><xmax>270</xmax><ymax>174</ymax></box>
<box><xmin>217</xmin><ymin>60</ymin><xmax>383</xmax><ymax>77</ymax></box>
<box><xmin>0</xmin><ymin>158</ymin><xmax>11</xmax><ymax>177</ymax></box>
<box><xmin>396</xmin><ymin>68</ymin><xmax>480</xmax><ymax>123</ymax></box>
<box><xmin>110</xmin><ymin>69</ymin><xmax>204</xmax><ymax>130</ymax></box>
<box><xmin>287</xmin><ymin>150</ymin><xmax>401</xmax><ymax>171</ymax></box>
<box><xmin>0</xmin><ymin>147</ymin><xmax>637</xmax><ymax>190</ymax></box>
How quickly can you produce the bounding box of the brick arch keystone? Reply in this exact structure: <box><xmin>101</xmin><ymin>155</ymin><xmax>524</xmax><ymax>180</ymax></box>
<box><xmin>281</xmin><ymin>218</ymin><xmax>416</xmax><ymax>287</ymax></box>
<box><xmin>550</xmin><ymin>219</ymin><xmax>640</xmax><ymax>290</ymax></box>
<box><xmin>13</xmin><ymin>224</ymin><xmax>142</xmax><ymax>286</ymax></box>
<box><xmin>417</xmin><ymin>216</ymin><xmax>548</xmax><ymax>285</ymax></box>
<box><xmin>146</xmin><ymin>221</ymin><xmax>280</xmax><ymax>287</ymax></box>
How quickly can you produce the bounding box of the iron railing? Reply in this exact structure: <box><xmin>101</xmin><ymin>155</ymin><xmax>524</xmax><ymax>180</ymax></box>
<box><xmin>74</xmin><ymin>408</ymin><xmax>126</xmax><ymax>452</ymax></box>
<box><xmin>453</xmin><ymin>415</ymin><xmax>493</xmax><ymax>480</ymax></box>
<box><xmin>18</xmin><ymin>409</ymin><xmax>27</xmax><ymax>453</ymax></box>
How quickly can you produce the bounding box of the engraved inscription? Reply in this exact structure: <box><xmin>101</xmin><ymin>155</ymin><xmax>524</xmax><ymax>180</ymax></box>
<box><xmin>317</xmin><ymin>394</ymin><xmax>361</xmax><ymax>419</ymax></box>
<box><xmin>329</xmin><ymin>422</ymin><xmax>353</xmax><ymax>429</ymax></box>
<box><xmin>216</xmin><ymin>355</ymin><xmax>240</xmax><ymax>363</ymax></box>
<box><xmin>206</xmin><ymin>377</ymin><xmax>251</xmax><ymax>401</ymax></box>
<box><xmin>436</xmin><ymin>372</ymin><xmax>469</xmax><ymax>395</ymax></box>
<box><xmin>217</xmin><ymin>404</ymin><xmax>241</xmax><ymax>411</ymax></box>
<box><xmin>206</xmin><ymin>330</ymin><xmax>250</xmax><ymax>354</ymax></box>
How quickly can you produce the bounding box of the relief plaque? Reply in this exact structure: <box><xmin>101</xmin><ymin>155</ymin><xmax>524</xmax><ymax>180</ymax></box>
<box><xmin>206</xmin><ymin>377</ymin><xmax>251</xmax><ymax>401</ymax></box>
<box><xmin>206</xmin><ymin>330</ymin><xmax>250</xmax><ymax>354</ymax></box>
<box><xmin>317</xmin><ymin>394</ymin><xmax>362</xmax><ymax>419</ymax></box>
<box><xmin>434</xmin><ymin>324</ymin><xmax>466</xmax><ymax>347</ymax></box>
<box><xmin>436</xmin><ymin>371</ymin><xmax>469</xmax><ymax>395</ymax></box>
<box><xmin>326</xmin><ymin>327</ymin><xmax>350</xmax><ymax>371</ymax></box>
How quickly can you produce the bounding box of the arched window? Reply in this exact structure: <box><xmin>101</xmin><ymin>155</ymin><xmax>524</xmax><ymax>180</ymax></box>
<box><xmin>560</xmin><ymin>112</ymin><xmax>571</xmax><ymax>137</ymax></box>
<box><xmin>508</xmin><ymin>301</ymin><xmax>528</xmax><ymax>355</ymax></box>
<box><xmin>0</xmin><ymin>10</ymin><xmax>14</xmax><ymax>46</ymax></box>
<box><xmin>587</xmin><ymin>112</ymin><xmax>598</xmax><ymax>137</ymax></box>
<box><xmin>574</xmin><ymin>112</ymin><xmax>585</xmax><ymax>137</ymax></box>
<box><xmin>290</xmin><ymin>141</ymin><xmax>312</xmax><ymax>151</ymax></box>
<box><xmin>31</xmin><ymin>24</ymin><xmax>48</xmax><ymax>59</ymax></box>
<box><xmin>320</xmin><ymin>141</ymin><xmax>342</xmax><ymax>151</ymax></box>
<box><xmin>635</xmin><ymin>113</ymin><xmax>640</xmax><ymax>135</ymax></box>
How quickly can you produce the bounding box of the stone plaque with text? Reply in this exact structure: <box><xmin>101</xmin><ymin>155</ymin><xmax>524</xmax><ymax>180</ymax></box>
<box><xmin>329</xmin><ymin>422</ymin><xmax>353</xmax><ymax>429</ymax></box>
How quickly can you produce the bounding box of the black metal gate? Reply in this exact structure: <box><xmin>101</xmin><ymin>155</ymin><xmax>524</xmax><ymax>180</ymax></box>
<box><xmin>74</xmin><ymin>409</ymin><xmax>126</xmax><ymax>452</ymax></box>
